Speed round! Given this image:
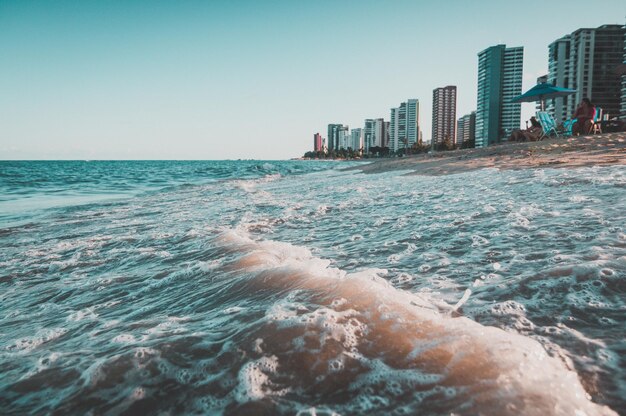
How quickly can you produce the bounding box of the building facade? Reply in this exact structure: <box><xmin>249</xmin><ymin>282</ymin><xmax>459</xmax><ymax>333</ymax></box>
<box><xmin>475</xmin><ymin>45</ymin><xmax>524</xmax><ymax>148</ymax></box>
<box><xmin>364</xmin><ymin>118</ymin><xmax>385</xmax><ymax>152</ymax></box>
<box><xmin>548</xmin><ymin>24</ymin><xmax>625</xmax><ymax>123</ymax></box>
<box><xmin>432</xmin><ymin>86</ymin><xmax>457</xmax><ymax>147</ymax></box>
<box><xmin>406</xmin><ymin>99</ymin><xmax>420</xmax><ymax>147</ymax></box>
<box><xmin>389</xmin><ymin>99</ymin><xmax>419</xmax><ymax>152</ymax></box>
<box><xmin>326</xmin><ymin>124</ymin><xmax>343</xmax><ymax>152</ymax></box>
<box><xmin>313</xmin><ymin>133</ymin><xmax>323</xmax><ymax>152</ymax></box>
<box><xmin>592</xmin><ymin>25</ymin><xmax>625</xmax><ymax>119</ymax></box>
<box><xmin>350</xmin><ymin>128</ymin><xmax>363</xmax><ymax>151</ymax></box>
<box><xmin>337</xmin><ymin>125</ymin><xmax>350</xmax><ymax>150</ymax></box>
<box><xmin>622</xmin><ymin>23</ymin><xmax>626</xmax><ymax>121</ymax></box>
<box><xmin>456</xmin><ymin>111</ymin><xmax>476</xmax><ymax>148</ymax></box>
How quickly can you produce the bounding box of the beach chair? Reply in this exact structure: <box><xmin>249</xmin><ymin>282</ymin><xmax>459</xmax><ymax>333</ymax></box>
<box><xmin>590</xmin><ymin>107</ymin><xmax>603</xmax><ymax>134</ymax></box>
<box><xmin>536</xmin><ymin>111</ymin><xmax>559</xmax><ymax>140</ymax></box>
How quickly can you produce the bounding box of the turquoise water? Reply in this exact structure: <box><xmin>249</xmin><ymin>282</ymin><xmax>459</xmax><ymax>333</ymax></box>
<box><xmin>0</xmin><ymin>160</ymin><xmax>624</xmax><ymax>415</ymax></box>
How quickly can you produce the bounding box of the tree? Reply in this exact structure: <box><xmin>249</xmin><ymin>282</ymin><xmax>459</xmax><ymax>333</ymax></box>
<box><xmin>400</xmin><ymin>138</ymin><xmax>409</xmax><ymax>155</ymax></box>
<box><xmin>461</xmin><ymin>139</ymin><xmax>475</xmax><ymax>149</ymax></box>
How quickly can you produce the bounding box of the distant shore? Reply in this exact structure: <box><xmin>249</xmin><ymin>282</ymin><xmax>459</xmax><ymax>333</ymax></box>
<box><xmin>346</xmin><ymin>132</ymin><xmax>626</xmax><ymax>176</ymax></box>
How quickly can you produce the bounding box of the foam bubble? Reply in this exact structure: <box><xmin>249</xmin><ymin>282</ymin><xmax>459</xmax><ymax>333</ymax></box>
<box><xmin>213</xmin><ymin>229</ymin><xmax>618</xmax><ymax>416</ymax></box>
<box><xmin>235</xmin><ymin>355</ymin><xmax>284</xmax><ymax>402</ymax></box>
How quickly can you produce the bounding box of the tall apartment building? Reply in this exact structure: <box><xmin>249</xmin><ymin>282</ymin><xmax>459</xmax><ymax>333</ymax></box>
<box><xmin>389</xmin><ymin>99</ymin><xmax>420</xmax><ymax>152</ymax></box>
<box><xmin>475</xmin><ymin>45</ymin><xmax>524</xmax><ymax>148</ymax></box>
<box><xmin>383</xmin><ymin>121</ymin><xmax>390</xmax><ymax>148</ymax></box>
<box><xmin>622</xmin><ymin>24</ymin><xmax>626</xmax><ymax>120</ymax></box>
<box><xmin>547</xmin><ymin>36</ymin><xmax>573</xmax><ymax>122</ymax></box>
<box><xmin>364</xmin><ymin>118</ymin><xmax>385</xmax><ymax>152</ymax></box>
<box><xmin>350</xmin><ymin>128</ymin><xmax>363</xmax><ymax>151</ymax></box>
<box><xmin>327</xmin><ymin>124</ymin><xmax>349</xmax><ymax>151</ymax></box>
<box><xmin>327</xmin><ymin>124</ymin><xmax>340</xmax><ymax>152</ymax></box>
<box><xmin>456</xmin><ymin>112</ymin><xmax>476</xmax><ymax>148</ymax></box>
<box><xmin>548</xmin><ymin>24</ymin><xmax>625</xmax><ymax>122</ymax></box>
<box><xmin>432</xmin><ymin>86</ymin><xmax>457</xmax><ymax>147</ymax></box>
<box><xmin>338</xmin><ymin>125</ymin><xmax>350</xmax><ymax>150</ymax></box>
<box><xmin>313</xmin><ymin>133</ymin><xmax>323</xmax><ymax>152</ymax></box>
<box><xmin>406</xmin><ymin>99</ymin><xmax>420</xmax><ymax>147</ymax></box>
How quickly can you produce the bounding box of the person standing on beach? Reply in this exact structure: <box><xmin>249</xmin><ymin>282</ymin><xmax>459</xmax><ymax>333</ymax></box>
<box><xmin>572</xmin><ymin>98</ymin><xmax>595</xmax><ymax>135</ymax></box>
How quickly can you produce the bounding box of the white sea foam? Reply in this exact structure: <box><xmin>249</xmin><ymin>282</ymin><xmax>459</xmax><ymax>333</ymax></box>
<box><xmin>6</xmin><ymin>328</ymin><xmax>68</xmax><ymax>353</ymax></box>
<box><xmin>235</xmin><ymin>355</ymin><xmax>286</xmax><ymax>402</ymax></box>
<box><xmin>216</xmin><ymin>229</ymin><xmax>617</xmax><ymax>416</ymax></box>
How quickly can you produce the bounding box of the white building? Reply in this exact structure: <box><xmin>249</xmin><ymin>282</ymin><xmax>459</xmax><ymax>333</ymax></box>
<box><xmin>364</xmin><ymin>118</ymin><xmax>385</xmax><ymax>152</ymax></box>
<box><xmin>390</xmin><ymin>99</ymin><xmax>420</xmax><ymax>152</ymax></box>
<box><xmin>350</xmin><ymin>128</ymin><xmax>363</xmax><ymax>151</ymax></box>
<box><xmin>338</xmin><ymin>125</ymin><xmax>350</xmax><ymax>150</ymax></box>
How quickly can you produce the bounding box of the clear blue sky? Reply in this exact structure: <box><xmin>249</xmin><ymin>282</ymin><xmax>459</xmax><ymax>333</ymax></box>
<box><xmin>0</xmin><ymin>0</ymin><xmax>624</xmax><ymax>160</ymax></box>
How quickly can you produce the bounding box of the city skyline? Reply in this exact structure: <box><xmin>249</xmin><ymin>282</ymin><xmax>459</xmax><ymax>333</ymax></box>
<box><xmin>1</xmin><ymin>1</ymin><xmax>625</xmax><ymax>160</ymax></box>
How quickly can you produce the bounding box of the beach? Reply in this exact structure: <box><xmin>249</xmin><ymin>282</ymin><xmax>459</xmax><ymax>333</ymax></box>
<box><xmin>349</xmin><ymin>133</ymin><xmax>626</xmax><ymax>175</ymax></box>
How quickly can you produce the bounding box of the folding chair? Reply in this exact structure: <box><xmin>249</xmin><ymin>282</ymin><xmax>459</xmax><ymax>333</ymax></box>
<box><xmin>536</xmin><ymin>111</ymin><xmax>559</xmax><ymax>140</ymax></box>
<box><xmin>589</xmin><ymin>108</ymin><xmax>603</xmax><ymax>134</ymax></box>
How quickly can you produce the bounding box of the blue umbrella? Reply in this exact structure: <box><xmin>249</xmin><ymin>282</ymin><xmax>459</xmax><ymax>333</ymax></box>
<box><xmin>511</xmin><ymin>82</ymin><xmax>576</xmax><ymax>111</ymax></box>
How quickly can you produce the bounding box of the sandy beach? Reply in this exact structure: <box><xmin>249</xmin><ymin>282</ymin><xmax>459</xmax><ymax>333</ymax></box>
<box><xmin>348</xmin><ymin>132</ymin><xmax>626</xmax><ymax>175</ymax></box>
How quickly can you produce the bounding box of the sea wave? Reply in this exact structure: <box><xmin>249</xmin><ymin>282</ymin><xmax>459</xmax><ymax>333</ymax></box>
<box><xmin>204</xmin><ymin>229</ymin><xmax>616</xmax><ymax>415</ymax></box>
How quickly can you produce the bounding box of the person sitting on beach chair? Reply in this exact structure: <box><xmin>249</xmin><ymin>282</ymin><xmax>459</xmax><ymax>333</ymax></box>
<box><xmin>508</xmin><ymin>117</ymin><xmax>542</xmax><ymax>142</ymax></box>
<box><xmin>572</xmin><ymin>98</ymin><xmax>595</xmax><ymax>136</ymax></box>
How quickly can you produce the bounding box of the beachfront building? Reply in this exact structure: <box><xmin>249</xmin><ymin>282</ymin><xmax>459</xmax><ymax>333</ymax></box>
<box><xmin>338</xmin><ymin>125</ymin><xmax>350</xmax><ymax>150</ymax></box>
<box><xmin>456</xmin><ymin>112</ymin><xmax>476</xmax><ymax>148</ymax></box>
<box><xmin>364</xmin><ymin>118</ymin><xmax>385</xmax><ymax>152</ymax></box>
<box><xmin>350</xmin><ymin>128</ymin><xmax>363</xmax><ymax>151</ymax></box>
<box><xmin>384</xmin><ymin>121</ymin><xmax>390</xmax><ymax>148</ymax></box>
<box><xmin>327</xmin><ymin>124</ymin><xmax>350</xmax><ymax>151</ymax></box>
<box><xmin>389</xmin><ymin>106</ymin><xmax>402</xmax><ymax>152</ymax></box>
<box><xmin>622</xmin><ymin>24</ymin><xmax>626</xmax><ymax>121</ymax></box>
<box><xmin>406</xmin><ymin>99</ymin><xmax>420</xmax><ymax>148</ymax></box>
<box><xmin>547</xmin><ymin>24</ymin><xmax>625</xmax><ymax>122</ymax></box>
<box><xmin>327</xmin><ymin>124</ymin><xmax>342</xmax><ymax>152</ymax></box>
<box><xmin>546</xmin><ymin>36</ymin><xmax>573</xmax><ymax>122</ymax></box>
<box><xmin>313</xmin><ymin>133</ymin><xmax>323</xmax><ymax>152</ymax></box>
<box><xmin>432</xmin><ymin>86</ymin><xmax>457</xmax><ymax>148</ymax></box>
<box><xmin>389</xmin><ymin>99</ymin><xmax>420</xmax><ymax>153</ymax></box>
<box><xmin>475</xmin><ymin>45</ymin><xmax>524</xmax><ymax>148</ymax></box>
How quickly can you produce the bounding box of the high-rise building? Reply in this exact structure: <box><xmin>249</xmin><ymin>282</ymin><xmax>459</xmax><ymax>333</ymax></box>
<box><xmin>390</xmin><ymin>108</ymin><xmax>399</xmax><ymax>152</ymax></box>
<box><xmin>475</xmin><ymin>45</ymin><xmax>524</xmax><ymax>148</ymax></box>
<box><xmin>406</xmin><ymin>99</ymin><xmax>420</xmax><ymax>147</ymax></box>
<box><xmin>592</xmin><ymin>25</ymin><xmax>625</xmax><ymax>119</ymax></box>
<box><xmin>338</xmin><ymin>125</ymin><xmax>350</xmax><ymax>150</ymax></box>
<box><xmin>622</xmin><ymin>24</ymin><xmax>626</xmax><ymax>121</ymax></box>
<box><xmin>364</xmin><ymin>118</ymin><xmax>385</xmax><ymax>152</ymax></box>
<box><xmin>383</xmin><ymin>121</ymin><xmax>390</xmax><ymax>148</ymax></box>
<box><xmin>390</xmin><ymin>99</ymin><xmax>419</xmax><ymax>152</ymax></box>
<box><xmin>327</xmin><ymin>124</ymin><xmax>344</xmax><ymax>152</ymax></box>
<box><xmin>313</xmin><ymin>133</ymin><xmax>323</xmax><ymax>152</ymax></box>
<box><xmin>350</xmin><ymin>128</ymin><xmax>363</xmax><ymax>151</ymax></box>
<box><xmin>548</xmin><ymin>24</ymin><xmax>625</xmax><ymax>123</ymax></box>
<box><xmin>432</xmin><ymin>86</ymin><xmax>457</xmax><ymax>147</ymax></box>
<box><xmin>456</xmin><ymin>112</ymin><xmax>476</xmax><ymax>148</ymax></box>
<box><xmin>547</xmin><ymin>36</ymin><xmax>573</xmax><ymax>122</ymax></box>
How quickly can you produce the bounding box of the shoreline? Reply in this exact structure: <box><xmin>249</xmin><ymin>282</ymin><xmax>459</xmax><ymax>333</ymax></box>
<box><xmin>345</xmin><ymin>132</ymin><xmax>626</xmax><ymax>176</ymax></box>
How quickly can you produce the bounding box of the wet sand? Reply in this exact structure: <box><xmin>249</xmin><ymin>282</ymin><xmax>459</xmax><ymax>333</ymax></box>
<box><xmin>348</xmin><ymin>133</ymin><xmax>626</xmax><ymax>176</ymax></box>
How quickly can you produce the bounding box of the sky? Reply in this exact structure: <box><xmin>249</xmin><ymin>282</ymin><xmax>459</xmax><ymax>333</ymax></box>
<box><xmin>0</xmin><ymin>0</ymin><xmax>625</xmax><ymax>160</ymax></box>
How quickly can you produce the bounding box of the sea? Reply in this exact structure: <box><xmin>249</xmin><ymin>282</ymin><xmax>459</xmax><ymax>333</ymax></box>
<box><xmin>0</xmin><ymin>160</ymin><xmax>624</xmax><ymax>415</ymax></box>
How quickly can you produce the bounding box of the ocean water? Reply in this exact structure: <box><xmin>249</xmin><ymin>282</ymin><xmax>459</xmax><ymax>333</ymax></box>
<box><xmin>0</xmin><ymin>160</ymin><xmax>624</xmax><ymax>415</ymax></box>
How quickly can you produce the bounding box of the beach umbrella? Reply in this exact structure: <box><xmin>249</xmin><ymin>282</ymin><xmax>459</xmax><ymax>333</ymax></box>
<box><xmin>511</xmin><ymin>82</ymin><xmax>576</xmax><ymax>111</ymax></box>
